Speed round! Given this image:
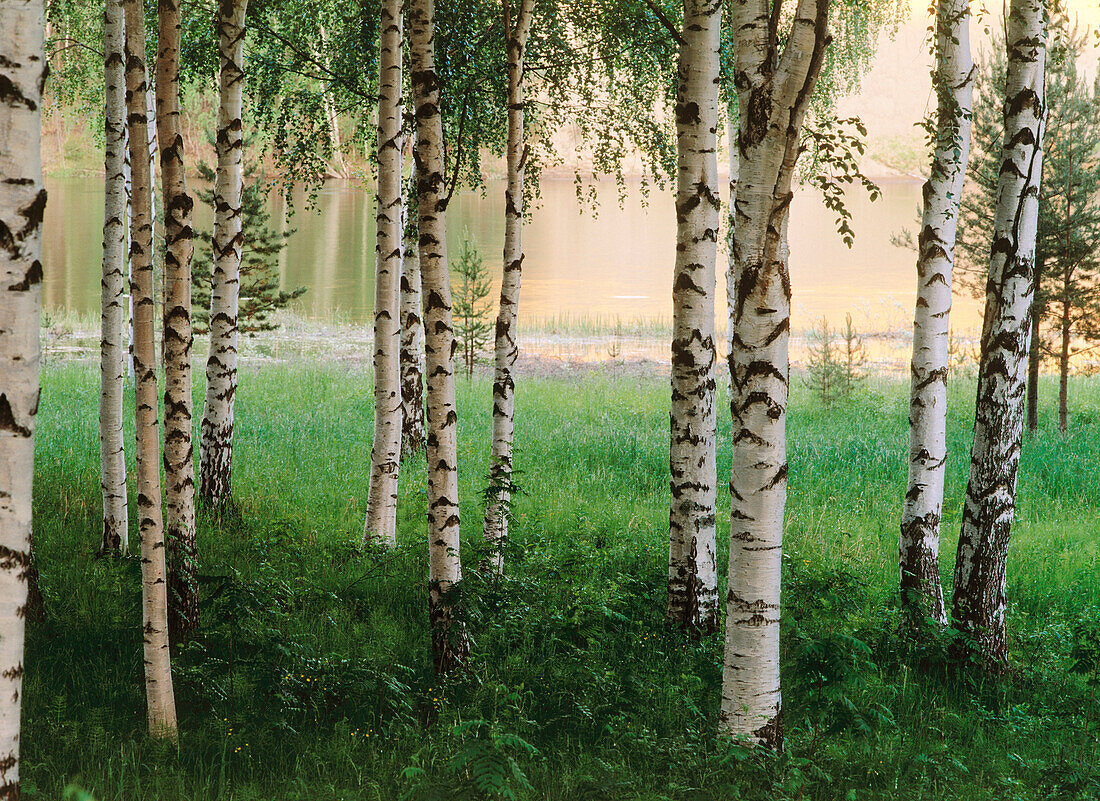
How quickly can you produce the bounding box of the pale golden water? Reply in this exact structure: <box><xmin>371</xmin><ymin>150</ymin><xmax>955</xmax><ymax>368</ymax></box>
<box><xmin>41</xmin><ymin>176</ymin><xmax>982</xmax><ymax>348</ymax></box>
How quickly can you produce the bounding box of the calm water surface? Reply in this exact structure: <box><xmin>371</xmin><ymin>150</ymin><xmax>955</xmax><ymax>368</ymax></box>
<box><xmin>41</xmin><ymin>176</ymin><xmax>982</xmax><ymax>335</ymax></box>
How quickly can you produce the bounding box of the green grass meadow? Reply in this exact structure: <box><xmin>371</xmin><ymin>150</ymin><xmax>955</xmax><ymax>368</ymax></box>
<box><xmin>24</xmin><ymin>363</ymin><xmax>1100</xmax><ymax>800</ymax></box>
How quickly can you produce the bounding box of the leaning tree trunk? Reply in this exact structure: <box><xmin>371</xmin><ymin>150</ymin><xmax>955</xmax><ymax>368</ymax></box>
<box><xmin>0</xmin><ymin>0</ymin><xmax>45</xmax><ymax>792</ymax></box>
<box><xmin>124</xmin><ymin>0</ymin><xmax>179</xmax><ymax>739</ymax></box>
<box><xmin>898</xmin><ymin>0</ymin><xmax>974</xmax><ymax>628</ymax></box>
<box><xmin>951</xmin><ymin>0</ymin><xmax>1045</xmax><ymax>670</ymax></box>
<box><xmin>483</xmin><ymin>0</ymin><xmax>535</xmax><ymax>575</ymax></box>
<box><xmin>410</xmin><ymin>0</ymin><xmax>469</xmax><ymax>675</ymax></box>
<box><xmin>666</xmin><ymin>0</ymin><xmax>720</xmax><ymax>633</ymax></box>
<box><xmin>721</xmin><ymin>0</ymin><xmax>830</xmax><ymax>749</ymax></box>
<box><xmin>200</xmin><ymin>0</ymin><xmax>248</xmax><ymax>506</ymax></box>
<box><xmin>100</xmin><ymin>0</ymin><xmax>129</xmax><ymax>556</ymax></box>
<box><xmin>400</xmin><ymin>154</ymin><xmax>426</xmax><ymax>458</ymax></box>
<box><xmin>364</xmin><ymin>0</ymin><xmax>404</xmax><ymax>547</ymax></box>
<box><xmin>157</xmin><ymin>0</ymin><xmax>198</xmax><ymax>638</ymax></box>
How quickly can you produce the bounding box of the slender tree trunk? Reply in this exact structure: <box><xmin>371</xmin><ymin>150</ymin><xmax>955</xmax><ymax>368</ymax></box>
<box><xmin>951</xmin><ymin>0</ymin><xmax>1045</xmax><ymax>670</ymax></box>
<box><xmin>721</xmin><ymin>0</ymin><xmax>830</xmax><ymax>749</ymax></box>
<box><xmin>483</xmin><ymin>0</ymin><xmax>535</xmax><ymax>575</ymax></box>
<box><xmin>124</xmin><ymin>0</ymin><xmax>179</xmax><ymax>739</ymax></box>
<box><xmin>364</xmin><ymin>0</ymin><xmax>404</xmax><ymax>546</ymax></box>
<box><xmin>410</xmin><ymin>0</ymin><xmax>468</xmax><ymax>674</ymax></box>
<box><xmin>666</xmin><ymin>0</ymin><xmax>720</xmax><ymax>633</ymax></box>
<box><xmin>157</xmin><ymin>0</ymin><xmax>198</xmax><ymax>638</ymax></box>
<box><xmin>898</xmin><ymin>0</ymin><xmax>973</xmax><ymax>628</ymax></box>
<box><xmin>1059</xmin><ymin>292</ymin><xmax>1069</xmax><ymax>434</ymax></box>
<box><xmin>1026</xmin><ymin>258</ymin><xmax>1042</xmax><ymax>433</ymax></box>
<box><xmin>400</xmin><ymin>152</ymin><xmax>426</xmax><ymax>458</ymax></box>
<box><xmin>200</xmin><ymin>0</ymin><xmax>248</xmax><ymax>506</ymax></box>
<box><xmin>0</xmin><ymin>1</ymin><xmax>45</xmax><ymax>792</ymax></box>
<box><xmin>100</xmin><ymin>0</ymin><xmax>129</xmax><ymax>556</ymax></box>
<box><xmin>725</xmin><ymin>111</ymin><xmax>738</xmax><ymax>395</ymax></box>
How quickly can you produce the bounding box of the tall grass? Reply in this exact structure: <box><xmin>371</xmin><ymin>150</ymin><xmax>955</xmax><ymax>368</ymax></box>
<box><xmin>23</xmin><ymin>365</ymin><xmax>1100</xmax><ymax>800</ymax></box>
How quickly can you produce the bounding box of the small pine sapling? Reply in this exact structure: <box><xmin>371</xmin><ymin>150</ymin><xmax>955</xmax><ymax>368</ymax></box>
<box><xmin>840</xmin><ymin>312</ymin><xmax>866</xmax><ymax>397</ymax></box>
<box><xmin>452</xmin><ymin>230</ymin><xmax>494</xmax><ymax>378</ymax></box>
<box><xmin>804</xmin><ymin>316</ymin><xmax>844</xmax><ymax>408</ymax></box>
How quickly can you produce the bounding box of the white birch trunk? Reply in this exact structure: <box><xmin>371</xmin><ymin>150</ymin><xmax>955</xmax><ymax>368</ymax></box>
<box><xmin>0</xmin><ymin>0</ymin><xmax>45</xmax><ymax>791</ymax></box>
<box><xmin>666</xmin><ymin>0</ymin><xmax>721</xmax><ymax>632</ymax></box>
<box><xmin>410</xmin><ymin>0</ymin><xmax>469</xmax><ymax>674</ymax></box>
<box><xmin>721</xmin><ymin>0</ymin><xmax>831</xmax><ymax>748</ymax></box>
<box><xmin>899</xmin><ymin>0</ymin><xmax>974</xmax><ymax>627</ymax></box>
<box><xmin>124</xmin><ymin>0</ymin><xmax>178</xmax><ymax>739</ymax></box>
<box><xmin>200</xmin><ymin>0</ymin><xmax>248</xmax><ymax>506</ymax></box>
<box><xmin>483</xmin><ymin>0</ymin><xmax>535</xmax><ymax>575</ymax></box>
<box><xmin>364</xmin><ymin>0</ymin><xmax>404</xmax><ymax>547</ymax></box>
<box><xmin>400</xmin><ymin>154</ymin><xmax>426</xmax><ymax>458</ymax></box>
<box><xmin>100</xmin><ymin>0</ymin><xmax>129</xmax><ymax>556</ymax></box>
<box><xmin>157</xmin><ymin>0</ymin><xmax>198</xmax><ymax>638</ymax></box>
<box><xmin>951</xmin><ymin>0</ymin><xmax>1046</xmax><ymax>668</ymax></box>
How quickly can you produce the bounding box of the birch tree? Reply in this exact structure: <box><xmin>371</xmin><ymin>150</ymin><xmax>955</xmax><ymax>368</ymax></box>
<box><xmin>898</xmin><ymin>0</ymin><xmax>973</xmax><ymax>627</ymax></box>
<box><xmin>951</xmin><ymin>0</ymin><xmax>1046</xmax><ymax>669</ymax></box>
<box><xmin>200</xmin><ymin>0</ymin><xmax>248</xmax><ymax>506</ymax></box>
<box><xmin>666</xmin><ymin>0</ymin><xmax>721</xmax><ymax>632</ymax></box>
<box><xmin>124</xmin><ymin>0</ymin><xmax>178</xmax><ymax>739</ymax></box>
<box><xmin>401</xmin><ymin>156</ymin><xmax>426</xmax><ymax>458</ymax></box>
<box><xmin>99</xmin><ymin>0</ymin><xmax>129</xmax><ymax>556</ymax></box>
<box><xmin>410</xmin><ymin>0</ymin><xmax>469</xmax><ymax>674</ymax></box>
<box><xmin>157</xmin><ymin>0</ymin><xmax>198</xmax><ymax>637</ymax></box>
<box><xmin>0</xmin><ymin>0</ymin><xmax>45</xmax><ymax>790</ymax></box>
<box><xmin>483</xmin><ymin>0</ymin><xmax>536</xmax><ymax>575</ymax></box>
<box><xmin>721</xmin><ymin>0</ymin><xmax>832</xmax><ymax>748</ymax></box>
<box><xmin>364</xmin><ymin>0</ymin><xmax>404</xmax><ymax>547</ymax></box>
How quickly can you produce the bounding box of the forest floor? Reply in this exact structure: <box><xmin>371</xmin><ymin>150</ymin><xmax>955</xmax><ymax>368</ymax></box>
<box><xmin>25</xmin><ymin>363</ymin><xmax>1100</xmax><ymax>800</ymax></box>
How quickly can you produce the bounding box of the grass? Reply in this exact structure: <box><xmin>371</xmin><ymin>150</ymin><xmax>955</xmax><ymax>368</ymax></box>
<box><xmin>23</xmin><ymin>363</ymin><xmax>1100</xmax><ymax>800</ymax></box>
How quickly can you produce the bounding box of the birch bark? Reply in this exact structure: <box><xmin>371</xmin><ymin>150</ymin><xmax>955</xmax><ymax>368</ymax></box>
<box><xmin>483</xmin><ymin>0</ymin><xmax>536</xmax><ymax>574</ymax></box>
<box><xmin>409</xmin><ymin>0</ymin><xmax>469</xmax><ymax>674</ymax></box>
<box><xmin>721</xmin><ymin>0</ymin><xmax>831</xmax><ymax>748</ymax></box>
<box><xmin>899</xmin><ymin>0</ymin><xmax>974</xmax><ymax>627</ymax></box>
<box><xmin>200</xmin><ymin>0</ymin><xmax>248</xmax><ymax>506</ymax></box>
<box><xmin>364</xmin><ymin>0</ymin><xmax>404</xmax><ymax>546</ymax></box>
<box><xmin>124</xmin><ymin>0</ymin><xmax>178</xmax><ymax>738</ymax></box>
<box><xmin>0</xmin><ymin>0</ymin><xmax>45</xmax><ymax>790</ymax></box>
<box><xmin>951</xmin><ymin>0</ymin><xmax>1046</xmax><ymax>668</ymax></box>
<box><xmin>667</xmin><ymin>0</ymin><xmax>721</xmax><ymax>632</ymax></box>
<box><xmin>100</xmin><ymin>0</ymin><xmax>129</xmax><ymax>556</ymax></box>
<box><xmin>400</xmin><ymin>155</ymin><xmax>426</xmax><ymax>458</ymax></box>
<box><xmin>157</xmin><ymin>0</ymin><xmax>198</xmax><ymax>637</ymax></box>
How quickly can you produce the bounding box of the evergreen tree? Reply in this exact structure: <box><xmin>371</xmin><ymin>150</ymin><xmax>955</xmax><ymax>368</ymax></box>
<box><xmin>804</xmin><ymin>317</ymin><xmax>845</xmax><ymax>409</ymax></box>
<box><xmin>452</xmin><ymin>232</ymin><xmax>494</xmax><ymax>379</ymax></box>
<box><xmin>191</xmin><ymin>159</ymin><xmax>306</xmax><ymax>336</ymax></box>
<box><xmin>957</xmin><ymin>16</ymin><xmax>1100</xmax><ymax>434</ymax></box>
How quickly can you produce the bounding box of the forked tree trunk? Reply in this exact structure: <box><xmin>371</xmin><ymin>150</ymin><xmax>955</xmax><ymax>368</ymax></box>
<box><xmin>100</xmin><ymin>0</ymin><xmax>129</xmax><ymax>556</ymax></box>
<box><xmin>951</xmin><ymin>0</ymin><xmax>1045</xmax><ymax>670</ymax></box>
<box><xmin>157</xmin><ymin>0</ymin><xmax>198</xmax><ymax>638</ymax></box>
<box><xmin>0</xmin><ymin>1</ymin><xmax>45</xmax><ymax>792</ymax></box>
<box><xmin>364</xmin><ymin>0</ymin><xmax>404</xmax><ymax>547</ymax></box>
<box><xmin>898</xmin><ymin>0</ymin><xmax>973</xmax><ymax>628</ymax></box>
<box><xmin>400</xmin><ymin>156</ymin><xmax>426</xmax><ymax>458</ymax></box>
<box><xmin>200</xmin><ymin>0</ymin><xmax>248</xmax><ymax>506</ymax></box>
<box><xmin>409</xmin><ymin>0</ymin><xmax>469</xmax><ymax>674</ymax></box>
<box><xmin>666</xmin><ymin>0</ymin><xmax>720</xmax><ymax>632</ymax></box>
<box><xmin>721</xmin><ymin>0</ymin><xmax>830</xmax><ymax>749</ymax></box>
<box><xmin>124</xmin><ymin>0</ymin><xmax>178</xmax><ymax>739</ymax></box>
<box><xmin>483</xmin><ymin>0</ymin><xmax>535</xmax><ymax>574</ymax></box>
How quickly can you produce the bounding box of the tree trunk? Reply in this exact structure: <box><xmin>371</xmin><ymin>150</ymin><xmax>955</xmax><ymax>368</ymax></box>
<box><xmin>409</xmin><ymin>0</ymin><xmax>469</xmax><ymax>674</ymax></box>
<box><xmin>725</xmin><ymin>111</ymin><xmax>738</xmax><ymax>396</ymax></box>
<box><xmin>157</xmin><ymin>0</ymin><xmax>198</xmax><ymax>639</ymax></box>
<box><xmin>0</xmin><ymin>1</ymin><xmax>45</xmax><ymax>791</ymax></box>
<box><xmin>124</xmin><ymin>0</ymin><xmax>179</xmax><ymax>739</ymax></box>
<box><xmin>400</xmin><ymin>156</ymin><xmax>426</xmax><ymax>459</ymax></box>
<box><xmin>898</xmin><ymin>0</ymin><xmax>973</xmax><ymax>628</ymax></box>
<box><xmin>721</xmin><ymin>0</ymin><xmax>830</xmax><ymax>749</ymax></box>
<box><xmin>200</xmin><ymin>0</ymin><xmax>248</xmax><ymax>506</ymax></box>
<box><xmin>666</xmin><ymin>0</ymin><xmax>720</xmax><ymax>633</ymax></box>
<box><xmin>100</xmin><ymin>0</ymin><xmax>129</xmax><ymax>556</ymax></box>
<box><xmin>364</xmin><ymin>0</ymin><xmax>404</xmax><ymax>547</ymax></box>
<box><xmin>1059</xmin><ymin>292</ymin><xmax>1069</xmax><ymax>435</ymax></box>
<box><xmin>1026</xmin><ymin>259</ymin><xmax>1042</xmax><ymax>433</ymax></box>
<box><xmin>483</xmin><ymin>0</ymin><xmax>535</xmax><ymax>575</ymax></box>
<box><xmin>951</xmin><ymin>0</ymin><xmax>1045</xmax><ymax>670</ymax></box>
